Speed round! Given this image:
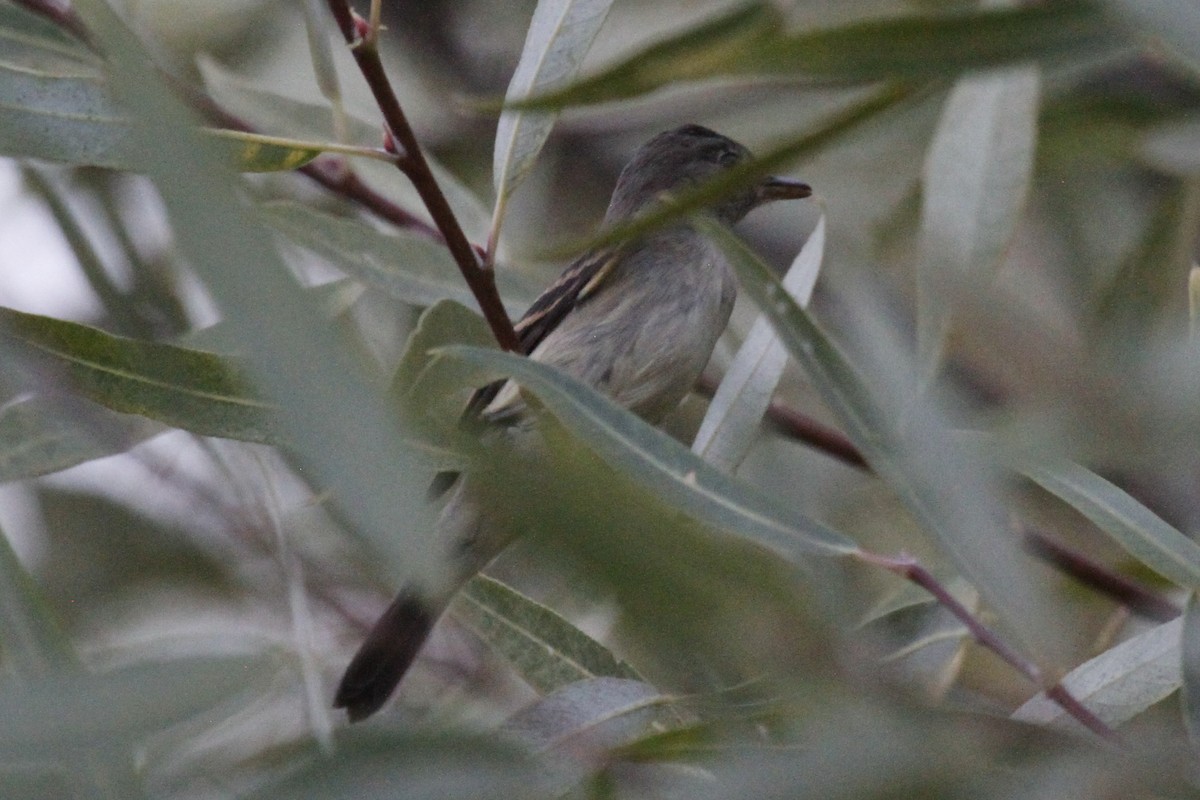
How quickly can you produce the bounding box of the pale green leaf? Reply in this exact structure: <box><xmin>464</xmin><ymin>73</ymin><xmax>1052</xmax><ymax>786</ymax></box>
<box><xmin>71</xmin><ymin>0</ymin><xmax>439</xmax><ymax>585</ymax></box>
<box><xmin>1016</xmin><ymin>455</ymin><xmax>1200</xmax><ymax>589</ymax></box>
<box><xmin>453</xmin><ymin>575</ymin><xmax>641</xmax><ymax>695</ymax></box>
<box><xmin>501</xmin><ymin>677</ymin><xmax>668</xmax><ymax>753</ymax></box>
<box><xmin>703</xmin><ymin>220</ymin><xmax>1065</xmax><ymax>662</ymax></box>
<box><xmin>491</xmin><ymin>0</ymin><xmax>613</xmax><ymax>242</ymax></box>
<box><xmin>917</xmin><ymin>62</ymin><xmax>1040</xmax><ymax>371</ymax></box>
<box><xmin>1012</xmin><ymin>618</ymin><xmax>1181</xmax><ymax>732</ymax></box>
<box><xmin>0</xmin><ymin>397</ymin><xmax>162</xmax><ymax>482</ymax></box>
<box><xmin>693</xmin><ymin>214</ymin><xmax>824</xmax><ymax>471</ymax></box>
<box><xmin>437</xmin><ymin>345</ymin><xmax>858</xmax><ymax>560</ymax></box>
<box><xmin>0</xmin><ymin>520</ymin><xmax>76</xmax><ymax>681</ymax></box>
<box><xmin>262</xmin><ymin>202</ymin><xmax>534</xmax><ymax>315</ymax></box>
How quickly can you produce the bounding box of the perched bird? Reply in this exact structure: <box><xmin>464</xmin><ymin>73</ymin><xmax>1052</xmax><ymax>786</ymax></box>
<box><xmin>334</xmin><ymin>124</ymin><xmax>812</xmax><ymax>721</ymax></box>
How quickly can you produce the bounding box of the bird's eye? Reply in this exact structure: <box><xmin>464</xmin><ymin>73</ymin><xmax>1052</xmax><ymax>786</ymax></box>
<box><xmin>717</xmin><ymin>149</ymin><xmax>740</xmax><ymax>167</ymax></box>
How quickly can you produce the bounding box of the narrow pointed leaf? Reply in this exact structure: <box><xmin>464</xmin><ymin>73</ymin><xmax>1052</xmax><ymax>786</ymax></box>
<box><xmin>693</xmin><ymin>214</ymin><xmax>824</xmax><ymax>471</ymax></box>
<box><xmin>917</xmin><ymin>62</ymin><xmax>1040</xmax><ymax>371</ymax></box>
<box><xmin>0</xmin><ymin>397</ymin><xmax>161</xmax><ymax>482</ymax></box>
<box><xmin>1</xmin><ymin>307</ymin><xmax>279</xmax><ymax>443</ymax></box>
<box><xmin>0</xmin><ymin>520</ymin><xmax>76</xmax><ymax>680</ymax></box>
<box><xmin>1016</xmin><ymin>455</ymin><xmax>1200</xmax><ymax>589</ymax></box>
<box><xmin>491</xmin><ymin>0</ymin><xmax>613</xmax><ymax>240</ymax></box>
<box><xmin>438</xmin><ymin>345</ymin><xmax>858</xmax><ymax>560</ymax></box>
<box><xmin>453</xmin><ymin>574</ymin><xmax>642</xmax><ymax>695</ymax></box>
<box><xmin>703</xmin><ymin>219</ymin><xmax>1064</xmax><ymax>661</ymax></box>
<box><xmin>1012</xmin><ymin>618</ymin><xmax>1182</xmax><ymax>732</ymax></box>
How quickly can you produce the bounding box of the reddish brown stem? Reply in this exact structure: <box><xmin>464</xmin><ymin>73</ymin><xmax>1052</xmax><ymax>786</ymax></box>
<box><xmin>856</xmin><ymin>550</ymin><xmax>1120</xmax><ymax>742</ymax></box>
<box><xmin>324</xmin><ymin>0</ymin><xmax>519</xmax><ymax>352</ymax></box>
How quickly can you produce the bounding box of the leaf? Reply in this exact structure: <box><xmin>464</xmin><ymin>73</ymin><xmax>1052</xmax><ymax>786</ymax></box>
<box><xmin>0</xmin><ymin>396</ymin><xmax>161</xmax><ymax>482</ymax></box>
<box><xmin>0</xmin><ymin>656</ymin><xmax>266</xmax><ymax>755</ymax></box>
<box><xmin>437</xmin><ymin>345</ymin><xmax>858</xmax><ymax>561</ymax></box>
<box><xmin>1012</xmin><ymin>618</ymin><xmax>1182</xmax><ymax>732</ymax></box>
<box><xmin>491</xmin><ymin>0</ymin><xmax>613</xmax><ymax>243</ymax></box>
<box><xmin>693</xmin><ymin>214</ymin><xmax>824</xmax><ymax>471</ymax></box>
<box><xmin>452</xmin><ymin>575</ymin><xmax>642</xmax><ymax>695</ymax></box>
<box><xmin>69</xmin><ymin>0</ymin><xmax>442</xmax><ymax>586</ymax></box>
<box><xmin>0</xmin><ymin>307</ymin><xmax>280</xmax><ymax>444</ymax></box>
<box><xmin>1014</xmin><ymin>455</ymin><xmax>1200</xmax><ymax>589</ymax></box>
<box><xmin>261</xmin><ymin>202</ymin><xmax>534</xmax><ymax>315</ymax></box>
<box><xmin>0</xmin><ymin>519</ymin><xmax>76</xmax><ymax>681</ymax></box>
<box><xmin>1183</xmin><ymin>594</ymin><xmax>1200</xmax><ymax>752</ymax></box>
<box><xmin>702</xmin><ymin>220</ymin><xmax>1067</xmax><ymax>663</ymax></box>
<box><xmin>502</xmin><ymin>677</ymin><xmax>669</xmax><ymax>758</ymax></box>
<box><xmin>206</xmin><ymin>128</ymin><xmax>391</xmax><ymax>173</ymax></box>
<box><xmin>515</xmin><ymin>2</ymin><xmax>1116</xmax><ymax>110</ymax></box>
<box><xmin>917</xmin><ymin>62</ymin><xmax>1040</xmax><ymax>372</ymax></box>
<box><xmin>248</xmin><ymin>730</ymin><xmax>554</xmax><ymax>800</ymax></box>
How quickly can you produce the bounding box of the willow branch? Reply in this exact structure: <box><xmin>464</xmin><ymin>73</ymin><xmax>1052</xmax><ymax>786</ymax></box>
<box><xmin>324</xmin><ymin>0</ymin><xmax>519</xmax><ymax>351</ymax></box>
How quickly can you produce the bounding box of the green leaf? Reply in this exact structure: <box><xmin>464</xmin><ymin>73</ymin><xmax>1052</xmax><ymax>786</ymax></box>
<box><xmin>71</xmin><ymin>0</ymin><xmax>441</xmax><ymax>586</ymax></box>
<box><xmin>702</xmin><ymin>220</ymin><xmax>1066</xmax><ymax>662</ymax></box>
<box><xmin>1</xmin><ymin>307</ymin><xmax>279</xmax><ymax>444</ymax></box>
<box><xmin>917</xmin><ymin>61</ymin><xmax>1040</xmax><ymax>373</ymax></box>
<box><xmin>0</xmin><ymin>519</ymin><xmax>76</xmax><ymax>681</ymax></box>
<box><xmin>248</xmin><ymin>730</ymin><xmax>554</xmax><ymax>800</ymax></box>
<box><xmin>0</xmin><ymin>396</ymin><xmax>161</xmax><ymax>482</ymax></box>
<box><xmin>453</xmin><ymin>575</ymin><xmax>642</xmax><ymax>695</ymax></box>
<box><xmin>1015</xmin><ymin>455</ymin><xmax>1200</xmax><ymax>589</ymax></box>
<box><xmin>207</xmin><ymin>128</ymin><xmax>387</xmax><ymax>173</ymax></box>
<box><xmin>1012</xmin><ymin>618</ymin><xmax>1181</xmax><ymax>733</ymax></box>
<box><xmin>491</xmin><ymin>0</ymin><xmax>614</xmax><ymax>243</ymax></box>
<box><xmin>261</xmin><ymin>202</ymin><xmax>534</xmax><ymax>316</ymax></box>
<box><xmin>1183</xmin><ymin>593</ymin><xmax>1200</xmax><ymax>752</ymax></box>
<box><xmin>501</xmin><ymin>677</ymin><xmax>669</xmax><ymax>754</ymax></box>
<box><xmin>0</xmin><ymin>656</ymin><xmax>265</xmax><ymax>755</ymax></box>
<box><xmin>516</xmin><ymin>2</ymin><xmax>1116</xmax><ymax>109</ymax></box>
<box><xmin>437</xmin><ymin>345</ymin><xmax>858</xmax><ymax>561</ymax></box>
<box><xmin>693</xmin><ymin>214</ymin><xmax>824</xmax><ymax>472</ymax></box>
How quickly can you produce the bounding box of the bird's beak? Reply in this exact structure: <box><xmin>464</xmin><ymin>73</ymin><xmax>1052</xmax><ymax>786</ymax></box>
<box><xmin>758</xmin><ymin>176</ymin><xmax>812</xmax><ymax>202</ymax></box>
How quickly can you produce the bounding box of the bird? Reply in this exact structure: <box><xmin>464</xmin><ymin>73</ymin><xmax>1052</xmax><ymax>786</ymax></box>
<box><xmin>334</xmin><ymin>124</ymin><xmax>812</xmax><ymax>721</ymax></box>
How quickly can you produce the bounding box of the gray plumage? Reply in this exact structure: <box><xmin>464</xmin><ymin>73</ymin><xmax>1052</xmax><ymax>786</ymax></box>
<box><xmin>334</xmin><ymin>124</ymin><xmax>811</xmax><ymax>721</ymax></box>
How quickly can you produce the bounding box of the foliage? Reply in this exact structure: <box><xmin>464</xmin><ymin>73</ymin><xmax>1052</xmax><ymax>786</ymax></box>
<box><xmin>2</xmin><ymin>0</ymin><xmax>1200</xmax><ymax>797</ymax></box>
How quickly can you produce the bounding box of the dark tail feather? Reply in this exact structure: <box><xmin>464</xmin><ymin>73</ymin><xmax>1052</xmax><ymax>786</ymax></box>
<box><xmin>334</xmin><ymin>591</ymin><xmax>438</xmax><ymax>722</ymax></box>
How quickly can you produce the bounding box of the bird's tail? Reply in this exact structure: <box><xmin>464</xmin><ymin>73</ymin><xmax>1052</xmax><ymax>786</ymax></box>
<box><xmin>333</xmin><ymin>589</ymin><xmax>439</xmax><ymax>722</ymax></box>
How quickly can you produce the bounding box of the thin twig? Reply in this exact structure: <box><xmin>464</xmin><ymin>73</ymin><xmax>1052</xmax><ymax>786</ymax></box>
<box><xmin>324</xmin><ymin>0</ymin><xmax>519</xmax><ymax>352</ymax></box>
<box><xmin>856</xmin><ymin>550</ymin><xmax>1120</xmax><ymax>742</ymax></box>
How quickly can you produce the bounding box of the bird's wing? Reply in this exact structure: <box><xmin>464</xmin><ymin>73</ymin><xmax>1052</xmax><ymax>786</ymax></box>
<box><xmin>463</xmin><ymin>246</ymin><xmax>620</xmax><ymax>416</ymax></box>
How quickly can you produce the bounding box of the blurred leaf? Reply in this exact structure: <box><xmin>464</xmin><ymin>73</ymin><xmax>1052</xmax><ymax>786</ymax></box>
<box><xmin>261</xmin><ymin>202</ymin><xmax>533</xmax><ymax>316</ymax></box>
<box><xmin>693</xmin><ymin>214</ymin><xmax>824</xmax><ymax>472</ymax></box>
<box><xmin>249</xmin><ymin>730</ymin><xmax>553</xmax><ymax>800</ymax></box>
<box><xmin>0</xmin><ymin>37</ymin><xmax>132</xmax><ymax>168</ymax></box>
<box><xmin>917</xmin><ymin>62</ymin><xmax>1040</xmax><ymax>372</ymax></box>
<box><xmin>0</xmin><ymin>397</ymin><xmax>161</xmax><ymax>482</ymax></box>
<box><xmin>0</xmin><ymin>1</ymin><xmax>94</xmax><ymax>59</ymax></box>
<box><xmin>516</xmin><ymin>1</ymin><xmax>1117</xmax><ymax>109</ymax></box>
<box><xmin>1101</xmin><ymin>0</ymin><xmax>1200</xmax><ymax>76</ymax></box>
<box><xmin>491</xmin><ymin>0</ymin><xmax>613</xmax><ymax>243</ymax></box>
<box><xmin>392</xmin><ymin>300</ymin><xmax>497</xmax><ymax>399</ymax></box>
<box><xmin>0</xmin><ymin>656</ymin><xmax>265</xmax><ymax>755</ymax></box>
<box><xmin>1016</xmin><ymin>456</ymin><xmax>1200</xmax><ymax>589</ymax></box>
<box><xmin>437</xmin><ymin>346</ymin><xmax>858</xmax><ymax>561</ymax></box>
<box><xmin>452</xmin><ymin>575</ymin><xmax>642</xmax><ymax>695</ymax></box>
<box><xmin>1183</xmin><ymin>593</ymin><xmax>1200</xmax><ymax>752</ymax></box>
<box><xmin>703</xmin><ymin>220</ymin><xmax>1065</xmax><ymax>663</ymax></box>
<box><xmin>71</xmin><ymin>0</ymin><xmax>439</xmax><ymax>586</ymax></box>
<box><xmin>502</xmin><ymin>2</ymin><xmax>778</xmax><ymax>110</ymax></box>
<box><xmin>0</xmin><ymin>520</ymin><xmax>76</xmax><ymax>681</ymax></box>
<box><xmin>1140</xmin><ymin>118</ymin><xmax>1200</xmax><ymax>176</ymax></box>
<box><xmin>1012</xmin><ymin>618</ymin><xmax>1181</xmax><ymax>732</ymax></box>
<box><xmin>501</xmin><ymin>677</ymin><xmax>668</xmax><ymax>755</ymax></box>
<box><xmin>1089</xmin><ymin>181</ymin><xmax>1200</xmax><ymax>338</ymax></box>
<box><xmin>0</xmin><ymin>306</ymin><xmax>280</xmax><ymax>444</ymax></box>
